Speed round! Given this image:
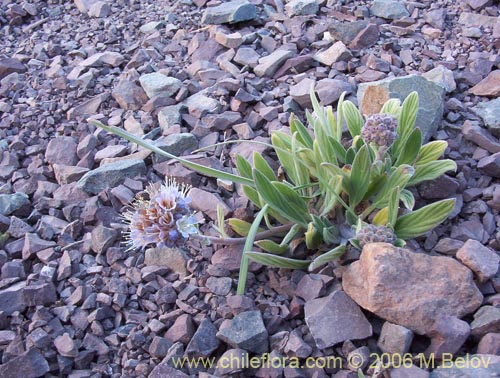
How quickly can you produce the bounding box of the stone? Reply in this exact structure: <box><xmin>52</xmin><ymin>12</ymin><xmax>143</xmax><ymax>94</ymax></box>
<box><xmin>165</xmin><ymin>314</ymin><xmax>194</xmax><ymax>344</ymax></box>
<box><xmin>0</xmin><ymin>281</ymin><xmax>26</xmax><ymax>315</ymax></box>
<box><xmin>215</xmin><ymin>30</ymin><xmax>244</xmax><ymax>49</ymax></box>
<box><xmin>216</xmin><ymin>310</ymin><xmax>268</xmax><ymax>354</ymax></box>
<box><xmin>377</xmin><ymin>322</ymin><xmax>414</xmax><ymax>354</ymax></box>
<box><xmin>304</xmin><ymin>291</ymin><xmax>372</xmax><ymax>349</ymax></box>
<box><xmin>328</xmin><ymin>20</ymin><xmax>368</xmax><ymax>45</ymax></box>
<box><xmin>456</xmin><ymin>240</ymin><xmax>500</xmax><ymax>282</ymax></box>
<box><xmin>342</xmin><ymin>243</ymin><xmax>483</xmax><ymax>335</ymax></box>
<box><xmin>462</xmin><ymin>120</ymin><xmax>500</xmax><ymax>153</ymax></box>
<box><xmin>314</xmin><ymin>41</ymin><xmax>352</xmax><ymax>66</ymax></box>
<box><xmin>184</xmin><ymin>92</ymin><xmax>220</xmax><ymax>118</ymax></box>
<box><xmin>422</xmin><ymin>65</ymin><xmax>456</xmax><ymax>93</ymax></box>
<box><xmin>285</xmin><ymin>0</ymin><xmax>319</xmax><ymax>17</ymax></box>
<box><xmin>217</xmin><ymin>349</ymin><xmax>249</xmax><ymax>375</ymax></box>
<box><xmin>0</xmin><ymin>58</ymin><xmax>27</xmax><ymax>79</ymax></box>
<box><xmin>201</xmin><ymin>0</ymin><xmax>257</xmax><ymax>24</ymax></box>
<box><xmin>425</xmin><ymin>9</ymin><xmax>446</xmax><ymax>30</ymax></box>
<box><xmin>254</xmin><ymin>50</ymin><xmax>294</xmax><ymax>77</ymax></box>
<box><xmin>94</xmin><ymin>145</ymin><xmax>127</xmax><ymax>162</ymax></box>
<box><xmin>54</xmin><ymin>333</ymin><xmax>79</xmax><ymax>357</ymax></box>
<box><xmin>188</xmin><ymin>188</ymin><xmax>231</xmax><ymax>221</ymax></box>
<box><xmin>459</xmin><ymin>12</ymin><xmax>500</xmax><ymax>29</ymax></box>
<box><xmin>470</xmin><ymin>70</ymin><xmax>500</xmax><ymax>97</ymax></box>
<box><xmin>234</xmin><ymin>47</ymin><xmax>260</xmax><ymax>67</ymax></box>
<box><xmin>158</xmin><ymin>105</ymin><xmax>183</xmax><ymax>131</ymax></box>
<box><xmin>91</xmin><ymin>225</ymin><xmax>118</xmax><ymax>254</ymax></box>
<box><xmin>357</xmin><ymin>75</ymin><xmax>445</xmax><ymax>142</ymax></box>
<box><xmin>315</xmin><ymin>79</ymin><xmax>353</xmax><ymax>106</ymax></box>
<box><xmin>425</xmin><ymin>316</ymin><xmax>470</xmax><ymax>358</ymax></box>
<box><xmin>283</xmin><ymin>330</ymin><xmax>313</xmax><ymax>358</ymax></box>
<box><xmin>112</xmin><ymin>80</ymin><xmax>149</xmax><ymax>110</ymax></box>
<box><xmin>80</xmin><ymin>52</ymin><xmax>124</xmax><ymax>67</ymax></box>
<box><xmin>152</xmin><ymin>134</ymin><xmax>198</xmax><ymax>164</ymax></box>
<box><xmin>139</xmin><ymin>73</ymin><xmax>182</xmax><ymax>99</ymax></box>
<box><xmin>82</xmin><ymin>333</ymin><xmax>109</xmax><ymax>355</ymax></box>
<box><xmin>53</xmin><ymin>164</ymin><xmax>90</xmax><ymax>185</ymax></box>
<box><xmin>186</xmin><ymin>318</ymin><xmax>220</xmax><ymax>357</ymax></box>
<box><xmin>290</xmin><ymin>78</ymin><xmax>315</xmax><ymax>108</ymax></box>
<box><xmin>149</xmin><ymin>336</ymin><xmax>172</xmax><ymax>358</ymax></box>
<box><xmin>149</xmin><ymin>365</ymin><xmax>189</xmax><ymax>378</ymax></box>
<box><xmin>474</xmin><ymin>98</ymin><xmax>500</xmax><ymax>136</ymax></box>
<box><xmin>23</xmin><ymin>282</ymin><xmax>57</xmax><ymax>306</ymax></box>
<box><xmin>0</xmin><ymin>348</ymin><xmax>50</xmax><ymax>378</ymax></box>
<box><xmin>206</xmin><ymin>276</ymin><xmax>232</xmax><ymax>296</ymax></box>
<box><xmin>390</xmin><ymin>365</ymin><xmax>430</xmax><ymax>378</ymax></box>
<box><xmin>471</xmin><ymin>306</ymin><xmax>500</xmax><ymax>337</ymax></box>
<box><xmin>0</xmin><ymin>193</ymin><xmax>29</xmax><ymax>216</ymax></box>
<box><xmin>88</xmin><ymin>1</ymin><xmax>110</xmax><ymax>17</ymax></box>
<box><xmin>418</xmin><ymin>175</ymin><xmax>459</xmax><ymax>199</ymax></box>
<box><xmin>349</xmin><ymin>24</ymin><xmax>380</xmax><ymax>50</ymax></box>
<box><xmin>45</xmin><ymin>137</ymin><xmax>78</xmax><ymax>166</ymax></box>
<box><xmin>145</xmin><ymin>247</ymin><xmax>188</xmax><ymax>278</ymax></box>
<box><xmin>477</xmin><ymin>333</ymin><xmax>500</xmax><ymax>354</ymax></box>
<box><xmin>370</xmin><ymin>0</ymin><xmax>409</xmax><ymax>19</ymax></box>
<box><xmin>76</xmin><ymin>159</ymin><xmax>147</xmax><ymax>194</ymax></box>
<box><xmin>429</xmin><ymin>354</ymin><xmax>500</xmax><ymax>378</ymax></box>
<box><xmin>478</xmin><ymin>152</ymin><xmax>500</xmax><ymax>178</ymax></box>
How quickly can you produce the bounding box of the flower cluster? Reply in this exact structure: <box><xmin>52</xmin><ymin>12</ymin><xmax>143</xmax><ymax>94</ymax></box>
<box><xmin>356</xmin><ymin>224</ymin><xmax>396</xmax><ymax>248</ymax></box>
<box><xmin>123</xmin><ymin>178</ymin><xmax>197</xmax><ymax>250</ymax></box>
<box><xmin>361</xmin><ymin>113</ymin><xmax>398</xmax><ymax>147</ymax></box>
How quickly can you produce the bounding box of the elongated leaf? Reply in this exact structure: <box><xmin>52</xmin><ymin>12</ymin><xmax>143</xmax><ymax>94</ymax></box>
<box><xmin>346</xmin><ymin>147</ymin><xmax>356</xmax><ymax>165</ymax></box>
<box><xmin>335</xmin><ymin>92</ymin><xmax>346</xmax><ymax>141</ymax></box>
<box><xmin>236</xmin><ymin>155</ymin><xmax>253</xmax><ymax>179</ymax></box>
<box><xmin>349</xmin><ymin>145</ymin><xmax>372</xmax><ymax>207</ymax></box>
<box><xmin>271</xmin><ymin>132</ymin><xmax>298</xmax><ymax>185</ymax></box>
<box><xmin>305</xmin><ymin>222</ymin><xmax>322</xmax><ymax>249</ymax></box>
<box><xmin>216</xmin><ymin>204</ymin><xmax>228</xmax><ymax>237</ymax></box>
<box><xmin>326</xmin><ymin>106</ymin><xmax>338</xmax><ymax>140</ymax></box>
<box><xmin>253</xmin><ymin>170</ymin><xmax>309</xmax><ymax>227</ymax></box>
<box><xmin>396</xmin><ymin>128</ymin><xmax>422</xmax><ymax>166</ymax></box>
<box><xmin>400</xmin><ymin>189</ymin><xmax>415</xmax><ymax>210</ymax></box>
<box><xmin>416</xmin><ymin>140</ymin><xmax>448</xmax><ymax>165</ymax></box>
<box><xmin>380</xmin><ymin>98</ymin><xmax>401</xmax><ymax>115</ymax></box>
<box><xmin>228</xmin><ymin>218</ymin><xmax>264</xmax><ymax>236</ymax></box>
<box><xmin>387</xmin><ymin>186</ymin><xmax>400</xmax><ymax>228</ymax></box>
<box><xmin>310</xmin><ymin>86</ymin><xmax>328</xmax><ymax>129</ymax></box>
<box><xmin>373</xmin><ymin>208</ymin><xmax>388</xmax><ymax>225</ymax></box>
<box><xmin>290</xmin><ymin>113</ymin><xmax>313</xmax><ymax>148</ymax></box>
<box><xmin>281</xmin><ymin>224</ymin><xmax>302</xmax><ymax>246</ymax></box>
<box><xmin>330</xmin><ymin>137</ymin><xmax>346</xmax><ymax>164</ymax></box>
<box><xmin>408</xmin><ymin>160</ymin><xmax>457</xmax><ymax>186</ymax></box>
<box><xmin>247</xmin><ymin>251</ymin><xmax>311</xmax><ymax>269</ymax></box>
<box><xmin>373</xmin><ymin>164</ymin><xmax>414</xmax><ymax>207</ymax></box>
<box><xmin>254</xmin><ymin>239</ymin><xmax>288</xmax><ymax>254</ymax></box>
<box><xmin>395</xmin><ymin>199</ymin><xmax>456</xmax><ymax>240</ymax></box>
<box><xmin>308</xmin><ymin>244</ymin><xmax>346</xmax><ymax>271</ymax></box>
<box><xmin>243</xmin><ymin>185</ymin><xmax>262</xmax><ymax>207</ymax></box>
<box><xmin>91</xmin><ymin>120</ymin><xmax>254</xmax><ymax>186</ymax></box>
<box><xmin>253</xmin><ymin>152</ymin><xmax>277</xmax><ymax>181</ymax></box>
<box><xmin>343</xmin><ymin>101</ymin><xmax>364</xmax><ymax>137</ymax></box>
<box><xmin>392</xmin><ymin>92</ymin><xmax>418</xmax><ymax>157</ymax></box>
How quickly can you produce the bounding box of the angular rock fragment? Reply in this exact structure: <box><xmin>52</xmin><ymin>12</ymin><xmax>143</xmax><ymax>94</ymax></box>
<box><xmin>456</xmin><ymin>239</ymin><xmax>500</xmax><ymax>282</ymax></box>
<box><xmin>378</xmin><ymin>322</ymin><xmax>414</xmax><ymax>354</ymax></box>
<box><xmin>370</xmin><ymin>0</ymin><xmax>409</xmax><ymax>19</ymax></box>
<box><xmin>0</xmin><ymin>348</ymin><xmax>50</xmax><ymax>378</ymax></box>
<box><xmin>201</xmin><ymin>0</ymin><xmax>256</xmax><ymax>24</ymax></box>
<box><xmin>139</xmin><ymin>73</ymin><xmax>182</xmax><ymax>99</ymax></box>
<box><xmin>425</xmin><ymin>316</ymin><xmax>470</xmax><ymax>358</ymax></box>
<box><xmin>217</xmin><ymin>310</ymin><xmax>268</xmax><ymax>353</ymax></box>
<box><xmin>470</xmin><ymin>70</ymin><xmax>500</xmax><ymax>97</ymax></box>
<box><xmin>254</xmin><ymin>50</ymin><xmax>294</xmax><ymax>77</ymax></box>
<box><xmin>186</xmin><ymin>318</ymin><xmax>220</xmax><ymax>357</ymax></box>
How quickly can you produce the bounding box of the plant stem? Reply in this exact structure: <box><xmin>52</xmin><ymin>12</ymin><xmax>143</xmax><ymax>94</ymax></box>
<box><xmin>190</xmin><ymin>222</ymin><xmax>293</xmax><ymax>245</ymax></box>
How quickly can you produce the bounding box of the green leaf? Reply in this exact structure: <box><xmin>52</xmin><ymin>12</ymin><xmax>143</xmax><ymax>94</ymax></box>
<box><xmin>236</xmin><ymin>155</ymin><xmax>253</xmax><ymax>179</ymax></box>
<box><xmin>290</xmin><ymin>113</ymin><xmax>313</xmax><ymax>149</ymax></box>
<box><xmin>310</xmin><ymin>86</ymin><xmax>327</xmax><ymax>128</ymax></box>
<box><xmin>373</xmin><ymin>208</ymin><xmax>388</xmax><ymax>225</ymax></box>
<box><xmin>335</xmin><ymin>92</ymin><xmax>346</xmax><ymax>141</ymax></box>
<box><xmin>253</xmin><ymin>170</ymin><xmax>309</xmax><ymax>227</ymax></box>
<box><xmin>373</xmin><ymin>165</ymin><xmax>414</xmax><ymax>207</ymax></box>
<box><xmin>346</xmin><ymin>147</ymin><xmax>356</xmax><ymax>165</ymax></box>
<box><xmin>387</xmin><ymin>186</ymin><xmax>400</xmax><ymax>228</ymax></box>
<box><xmin>396</xmin><ymin>127</ymin><xmax>422</xmax><ymax>166</ymax></box>
<box><xmin>392</xmin><ymin>92</ymin><xmax>418</xmax><ymax>157</ymax></box>
<box><xmin>380</xmin><ymin>98</ymin><xmax>401</xmax><ymax>115</ymax></box>
<box><xmin>243</xmin><ymin>186</ymin><xmax>262</xmax><ymax>207</ymax></box>
<box><xmin>330</xmin><ymin>137</ymin><xmax>346</xmax><ymax>164</ymax></box>
<box><xmin>349</xmin><ymin>145</ymin><xmax>372</xmax><ymax>207</ymax></box>
<box><xmin>254</xmin><ymin>239</ymin><xmax>288</xmax><ymax>254</ymax></box>
<box><xmin>395</xmin><ymin>199</ymin><xmax>456</xmax><ymax>240</ymax></box>
<box><xmin>280</xmin><ymin>224</ymin><xmax>302</xmax><ymax>246</ymax></box>
<box><xmin>237</xmin><ymin>205</ymin><xmax>269</xmax><ymax>295</ymax></box>
<box><xmin>400</xmin><ymin>189</ymin><xmax>415</xmax><ymax>210</ymax></box>
<box><xmin>228</xmin><ymin>218</ymin><xmax>264</xmax><ymax>236</ymax></box>
<box><xmin>408</xmin><ymin>160</ymin><xmax>457</xmax><ymax>186</ymax></box>
<box><xmin>246</xmin><ymin>251</ymin><xmax>311</xmax><ymax>269</ymax></box>
<box><xmin>305</xmin><ymin>222</ymin><xmax>322</xmax><ymax>250</ymax></box>
<box><xmin>253</xmin><ymin>152</ymin><xmax>277</xmax><ymax>181</ymax></box>
<box><xmin>326</xmin><ymin>106</ymin><xmax>339</xmax><ymax>140</ymax></box>
<box><xmin>343</xmin><ymin>100</ymin><xmax>364</xmax><ymax>138</ymax></box>
<box><xmin>91</xmin><ymin>120</ymin><xmax>254</xmax><ymax>186</ymax></box>
<box><xmin>416</xmin><ymin>140</ymin><xmax>448</xmax><ymax>165</ymax></box>
<box><xmin>308</xmin><ymin>244</ymin><xmax>346</xmax><ymax>271</ymax></box>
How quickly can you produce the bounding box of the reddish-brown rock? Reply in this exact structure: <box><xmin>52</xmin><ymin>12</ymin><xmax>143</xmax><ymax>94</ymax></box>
<box><xmin>342</xmin><ymin>243</ymin><xmax>483</xmax><ymax>335</ymax></box>
<box><xmin>470</xmin><ymin>70</ymin><xmax>500</xmax><ymax>97</ymax></box>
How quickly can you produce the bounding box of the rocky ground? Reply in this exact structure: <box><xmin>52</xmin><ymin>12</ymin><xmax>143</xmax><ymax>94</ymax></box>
<box><xmin>1</xmin><ymin>0</ymin><xmax>500</xmax><ymax>377</ymax></box>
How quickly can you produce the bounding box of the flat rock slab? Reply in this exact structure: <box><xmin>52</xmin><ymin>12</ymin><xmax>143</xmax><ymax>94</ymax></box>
<box><xmin>0</xmin><ymin>348</ymin><xmax>50</xmax><ymax>377</ymax></box>
<box><xmin>342</xmin><ymin>243</ymin><xmax>483</xmax><ymax>335</ymax></box>
<box><xmin>357</xmin><ymin>75</ymin><xmax>445</xmax><ymax>142</ymax></box>
<box><xmin>304</xmin><ymin>290</ymin><xmax>373</xmax><ymax>349</ymax></box>
<box><xmin>201</xmin><ymin>0</ymin><xmax>256</xmax><ymax>24</ymax></box>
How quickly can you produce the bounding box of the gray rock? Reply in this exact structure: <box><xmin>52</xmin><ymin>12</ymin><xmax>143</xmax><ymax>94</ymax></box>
<box><xmin>112</xmin><ymin>79</ymin><xmax>149</xmax><ymax>110</ymax></box>
<box><xmin>145</xmin><ymin>247</ymin><xmax>188</xmax><ymax>278</ymax></box>
<box><xmin>201</xmin><ymin>0</ymin><xmax>256</xmax><ymax>24</ymax></box>
<box><xmin>457</xmin><ymin>240</ymin><xmax>500</xmax><ymax>282</ymax></box>
<box><xmin>45</xmin><ymin>136</ymin><xmax>78</xmax><ymax>166</ymax></box>
<box><xmin>0</xmin><ymin>348</ymin><xmax>50</xmax><ymax>378</ymax></box>
<box><xmin>314</xmin><ymin>41</ymin><xmax>352</xmax><ymax>66</ymax></box>
<box><xmin>152</xmin><ymin>133</ymin><xmax>198</xmax><ymax>164</ymax></box>
<box><xmin>477</xmin><ymin>333</ymin><xmax>500</xmax><ymax>354</ymax></box>
<box><xmin>478</xmin><ymin>152</ymin><xmax>500</xmax><ymax>178</ymax></box>
<box><xmin>254</xmin><ymin>50</ymin><xmax>294</xmax><ymax>77</ymax></box>
<box><xmin>80</xmin><ymin>51</ymin><xmax>124</xmax><ymax>67</ymax></box>
<box><xmin>471</xmin><ymin>306</ymin><xmax>500</xmax><ymax>337</ymax></box>
<box><xmin>474</xmin><ymin>98</ymin><xmax>500</xmax><ymax>136</ymax></box>
<box><xmin>217</xmin><ymin>349</ymin><xmax>249</xmax><ymax>375</ymax></box>
<box><xmin>186</xmin><ymin>318</ymin><xmax>220</xmax><ymax>357</ymax></box>
<box><xmin>328</xmin><ymin>20</ymin><xmax>368</xmax><ymax>45</ymax></box>
<box><xmin>425</xmin><ymin>316</ymin><xmax>470</xmax><ymax>358</ymax></box>
<box><xmin>285</xmin><ymin>0</ymin><xmax>319</xmax><ymax>17</ymax></box>
<box><xmin>91</xmin><ymin>225</ymin><xmax>118</xmax><ymax>254</ymax></box>
<box><xmin>0</xmin><ymin>193</ymin><xmax>29</xmax><ymax>216</ymax></box>
<box><xmin>54</xmin><ymin>333</ymin><xmax>79</xmax><ymax>357</ymax></box>
<box><xmin>290</xmin><ymin>78</ymin><xmax>315</xmax><ymax>108</ymax></box>
<box><xmin>184</xmin><ymin>92</ymin><xmax>220</xmax><ymax>118</ymax></box>
<box><xmin>206</xmin><ymin>276</ymin><xmax>232</xmax><ymax>296</ymax></box>
<box><xmin>316</xmin><ymin>79</ymin><xmax>353</xmax><ymax>106</ymax></box>
<box><xmin>217</xmin><ymin>310</ymin><xmax>269</xmax><ymax>353</ymax></box>
<box><xmin>0</xmin><ymin>281</ymin><xmax>26</xmax><ymax>315</ymax></box>
<box><xmin>0</xmin><ymin>58</ymin><xmax>27</xmax><ymax>79</ymax></box>
<box><xmin>158</xmin><ymin>105</ymin><xmax>184</xmax><ymax>131</ymax></box>
<box><xmin>357</xmin><ymin>75</ymin><xmax>445</xmax><ymax>142</ymax></box>
<box><xmin>378</xmin><ymin>322</ymin><xmax>414</xmax><ymax>354</ymax></box>
<box><xmin>149</xmin><ymin>364</ymin><xmax>190</xmax><ymax>378</ymax></box>
<box><xmin>304</xmin><ymin>290</ymin><xmax>373</xmax><ymax>349</ymax></box>
<box><xmin>23</xmin><ymin>282</ymin><xmax>57</xmax><ymax>306</ymax></box>
<box><xmin>149</xmin><ymin>336</ymin><xmax>173</xmax><ymax>358</ymax></box>
<box><xmin>139</xmin><ymin>73</ymin><xmax>182</xmax><ymax>99</ymax></box>
<box><xmin>430</xmin><ymin>354</ymin><xmax>500</xmax><ymax>378</ymax></box>
<box><xmin>462</xmin><ymin>120</ymin><xmax>500</xmax><ymax>154</ymax></box>
<box><xmin>76</xmin><ymin>159</ymin><xmax>147</xmax><ymax>194</ymax></box>
<box><xmin>234</xmin><ymin>47</ymin><xmax>260</xmax><ymax>67</ymax></box>
<box><xmin>422</xmin><ymin>65</ymin><xmax>456</xmax><ymax>93</ymax></box>
<box><xmin>370</xmin><ymin>0</ymin><xmax>409</xmax><ymax>19</ymax></box>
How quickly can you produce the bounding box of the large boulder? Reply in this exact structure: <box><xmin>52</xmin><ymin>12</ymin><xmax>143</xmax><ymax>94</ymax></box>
<box><xmin>342</xmin><ymin>243</ymin><xmax>483</xmax><ymax>335</ymax></box>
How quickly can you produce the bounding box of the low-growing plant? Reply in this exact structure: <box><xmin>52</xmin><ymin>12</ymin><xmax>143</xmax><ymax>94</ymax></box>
<box><xmin>92</xmin><ymin>89</ymin><xmax>456</xmax><ymax>294</ymax></box>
